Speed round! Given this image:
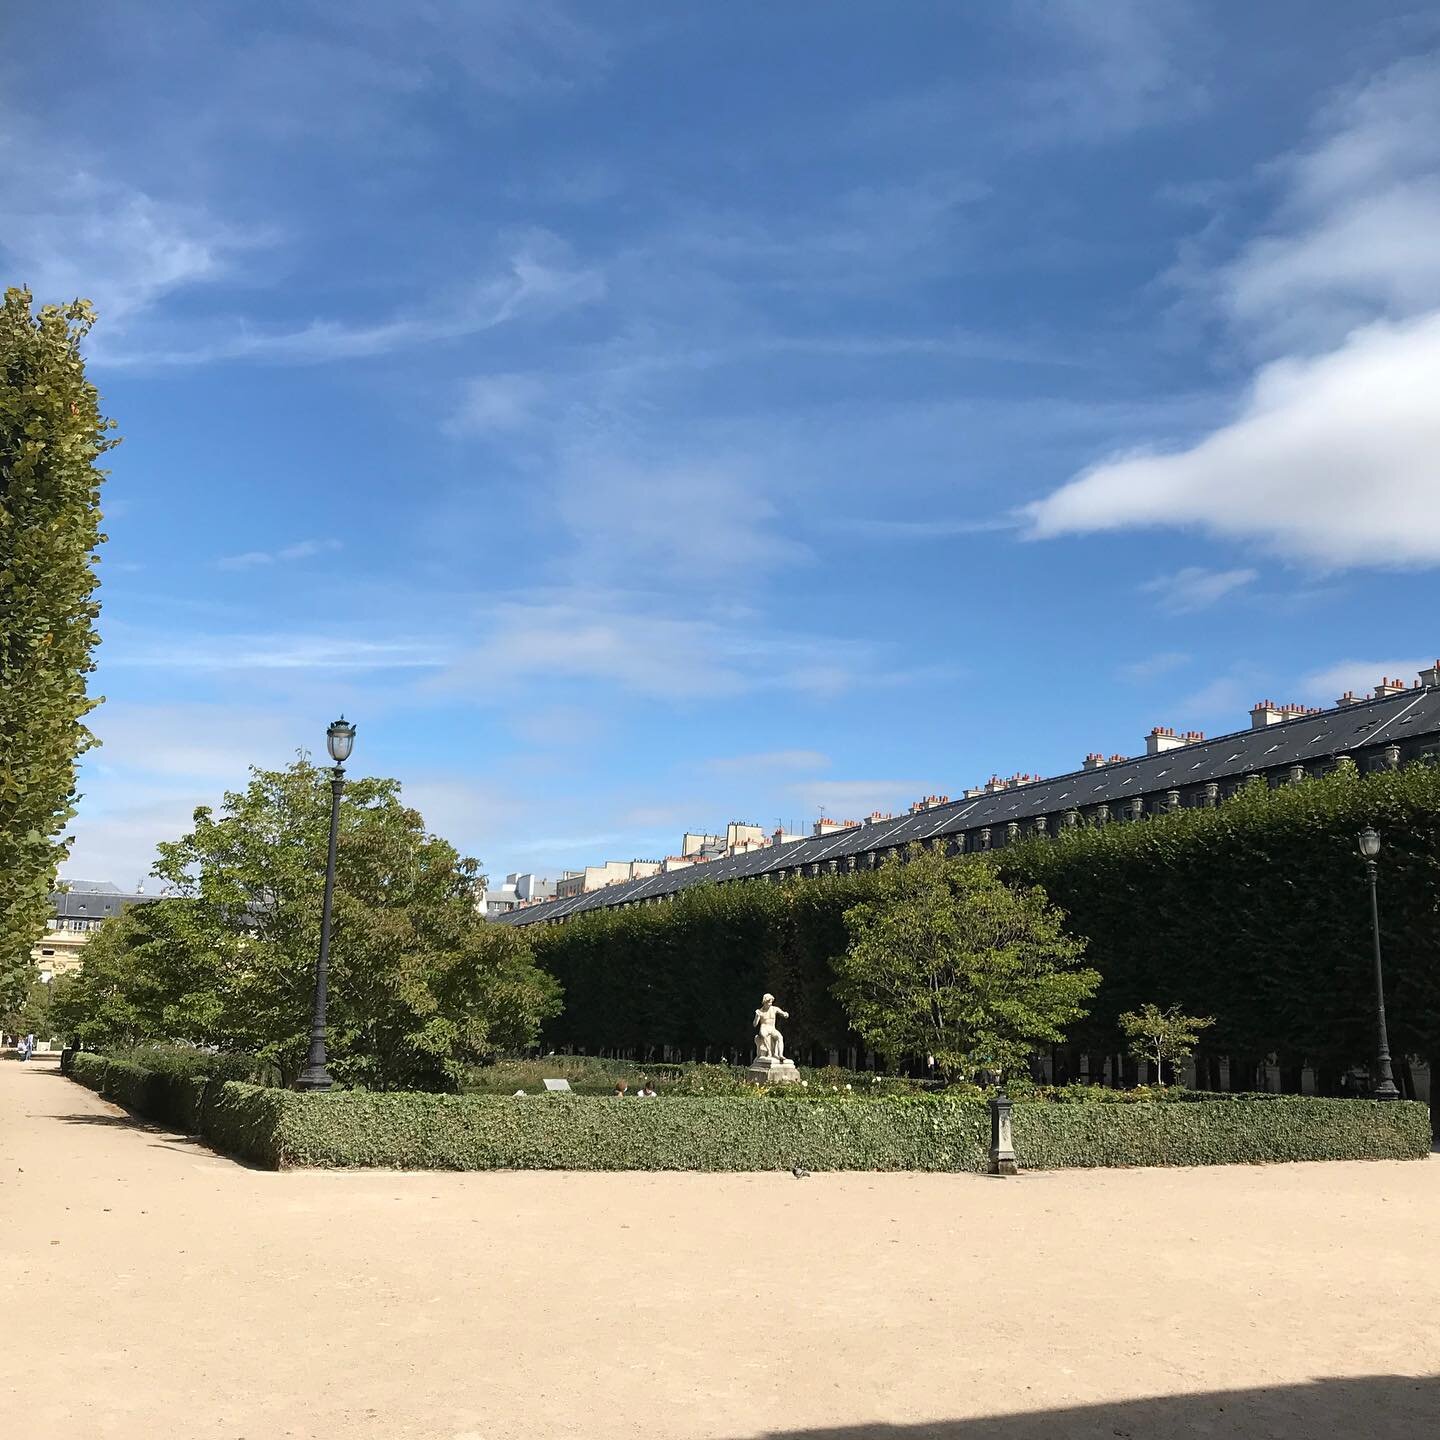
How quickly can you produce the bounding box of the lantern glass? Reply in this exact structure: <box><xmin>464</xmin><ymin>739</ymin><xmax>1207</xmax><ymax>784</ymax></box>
<box><xmin>326</xmin><ymin>718</ymin><xmax>356</xmax><ymax>764</ymax></box>
<box><xmin>1357</xmin><ymin>827</ymin><xmax>1381</xmax><ymax>860</ymax></box>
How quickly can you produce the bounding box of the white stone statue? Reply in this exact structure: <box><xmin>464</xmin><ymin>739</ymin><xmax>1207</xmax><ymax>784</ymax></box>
<box><xmin>753</xmin><ymin>994</ymin><xmax>789</xmax><ymax>1063</ymax></box>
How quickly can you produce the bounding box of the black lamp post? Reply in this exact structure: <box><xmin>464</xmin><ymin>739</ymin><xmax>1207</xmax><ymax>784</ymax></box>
<box><xmin>1357</xmin><ymin>827</ymin><xmax>1400</xmax><ymax>1101</ymax></box>
<box><xmin>296</xmin><ymin>717</ymin><xmax>355</xmax><ymax>1093</ymax></box>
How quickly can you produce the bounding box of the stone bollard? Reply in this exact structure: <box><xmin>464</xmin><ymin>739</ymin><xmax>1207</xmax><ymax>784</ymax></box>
<box><xmin>989</xmin><ymin>1087</ymin><xmax>1017</xmax><ymax>1176</ymax></box>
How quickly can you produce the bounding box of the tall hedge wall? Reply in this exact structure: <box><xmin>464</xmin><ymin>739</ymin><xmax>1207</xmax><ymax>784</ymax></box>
<box><xmin>530</xmin><ymin>766</ymin><xmax>1440</xmax><ymax>1094</ymax></box>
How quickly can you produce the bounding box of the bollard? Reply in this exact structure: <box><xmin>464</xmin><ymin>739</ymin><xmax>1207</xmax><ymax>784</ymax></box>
<box><xmin>989</xmin><ymin>1086</ymin><xmax>1017</xmax><ymax>1176</ymax></box>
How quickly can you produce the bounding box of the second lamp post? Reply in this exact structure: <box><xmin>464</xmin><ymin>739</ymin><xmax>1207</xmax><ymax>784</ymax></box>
<box><xmin>296</xmin><ymin>716</ymin><xmax>356</xmax><ymax>1093</ymax></box>
<box><xmin>1357</xmin><ymin>826</ymin><xmax>1401</xmax><ymax>1102</ymax></box>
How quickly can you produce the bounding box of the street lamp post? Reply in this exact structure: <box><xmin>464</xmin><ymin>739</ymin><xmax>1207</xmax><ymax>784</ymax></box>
<box><xmin>296</xmin><ymin>717</ymin><xmax>356</xmax><ymax>1093</ymax></box>
<box><xmin>1357</xmin><ymin>827</ymin><xmax>1401</xmax><ymax>1102</ymax></box>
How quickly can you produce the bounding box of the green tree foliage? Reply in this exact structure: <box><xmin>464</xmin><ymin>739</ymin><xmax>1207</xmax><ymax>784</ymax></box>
<box><xmin>833</xmin><ymin>848</ymin><xmax>1097</xmax><ymax>1078</ymax></box>
<box><xmin>55</xmin><ymin>759</ymin><xmax>561</xmax><ymax>1088</ymax></box>
<box><xmin>3</xmin><ymin>971</ymin><xmax>63</xmax><ymax>1040</ymax></box>
<box><xmin>1118</xmin><ymin>1003</ymin><xmax>1214</xmax><ymax>1085</ymax></box>
<box><xmin>0</xmin><ymin>289</ymin><xmax>117</xmax><ymax>1008</ymax></box>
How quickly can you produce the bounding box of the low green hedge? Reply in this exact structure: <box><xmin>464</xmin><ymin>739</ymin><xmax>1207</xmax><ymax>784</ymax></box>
<box><xmin>66</xmin><ymin>1053</ymin><xmax>1431</xmax><ymax>1171</ymax></box>
<box><xmin>1013</xmin><ymin>1096</ymin><xmax>1432</xmax><ymax>1167</ymax></box>
<box><xmin>266</xmin><ymin>1092</ymin><xmax>992</xmax><ymax>1171</ymax></box>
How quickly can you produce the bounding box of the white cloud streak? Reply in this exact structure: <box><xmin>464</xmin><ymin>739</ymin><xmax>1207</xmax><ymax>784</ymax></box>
<box><xmin>1141</xmin><ymin>566</ymin><xmax>1257</xmax><ymax>613</ymax></box>
<box><xmin>216</xmin><ymin>538</ymin><xmax>342</xmax><ymax>571</ymax></box>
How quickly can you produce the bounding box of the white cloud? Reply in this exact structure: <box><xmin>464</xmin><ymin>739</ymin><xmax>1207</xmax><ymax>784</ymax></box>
<box><xmin>1026</xmin><ymin>312</ymin><xmax>1440</xmax><ymax>566</ymax></box>
<box><xmin>217</xmin><ymin>538</ymin><xmax>342</xmax><ymax>571</ymax></box>
<box><xmin>1141</xmin><ymin>566</ymin><xmax>1256</xmax><ymax>613</ymax></box>
<box><xmin>1030</xmin><ymin>56</ymin><xmax>1440</xmax><ymax>571</ymax></box>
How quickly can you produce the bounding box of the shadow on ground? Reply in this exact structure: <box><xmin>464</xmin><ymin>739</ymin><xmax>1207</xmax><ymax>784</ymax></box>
<box><xmin>55</xmin><ymin>1110</ymin><xmax>165</xmax><ymax>1129</ymax></box>
<box><xmin>745</xmin><ymin>1376</ymin><xmax>1440</xmax><ymax>1440</ymax></box>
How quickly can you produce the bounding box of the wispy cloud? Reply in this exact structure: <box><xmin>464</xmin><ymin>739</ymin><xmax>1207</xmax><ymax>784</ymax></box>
<box><xmin>438</xmin><ymin>598</ymin><xmax>864</xmax><ymax>704</ymax></box>
<box><xmin>1217</xmin><ymin>57</ymin><xmax>1440</xmax><ymax>354</ymax></box>
<box><xmin>783</xmin><ymin>778</ymin><xmax>927</xmax><ymax>820</ymax></box>
<box><xmin>1119</xmin><ymin>651</ymin><xmax>1192</xmax><ymax>683</ymax></box>
<box><xmin>0</xmin><ymin>112</ymin><xmax>269</xmax><ymax>325</ymax></box>
<box><xmin>110</xmin><ymin>633</ymin><xmax>447</xmax><ymax>672</ymax></box>
<box><xmin>705</xmin><ymin>750</ymin><xmax>830</xmax><ymax>776</ymax></box>
<box><xmin>106</xmin><ymin>232</ymin><xmax>605</xmax><ymax>367</ymax></box>
<box><xmin>1299</xmin><ymin>657</ymin><xmax>1432</xmax><ymax>705</ymax></box>
<box><xmin>217</xmin><ymin>538</ymin><xmax>342</xmax><ymax>571</ymax></box>
<box><xmin>1141</xmin><ymin>566</ymin><xmax>1257</xmax><ymax>613</ymax></box>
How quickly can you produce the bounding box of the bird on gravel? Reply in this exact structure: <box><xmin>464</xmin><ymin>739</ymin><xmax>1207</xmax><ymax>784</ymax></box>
<box><xmin>791</xmin><ymin>1163</ymin><xmax>810</xmax><ymax>1178</ymax></box>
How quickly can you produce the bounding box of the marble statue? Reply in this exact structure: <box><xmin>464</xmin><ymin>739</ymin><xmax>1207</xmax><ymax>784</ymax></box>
<box><xmin>748</xmin><ymin>994</ymin><xmax>798</xmax><ymax>1082</ymax></box>
<box><xmin>753</xmin><ymin>994</ymin><xmax>789</xmax><ymax>1062</ymax></box>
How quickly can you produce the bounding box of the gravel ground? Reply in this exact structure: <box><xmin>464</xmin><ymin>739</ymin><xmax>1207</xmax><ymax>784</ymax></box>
<box><xmin>2</xmin><ymin>1056</ymin><xmax>1436</xmax><ymax>1440</ymax></box>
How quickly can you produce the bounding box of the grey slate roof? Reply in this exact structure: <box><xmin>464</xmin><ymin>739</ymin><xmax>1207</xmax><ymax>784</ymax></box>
<box><xmin>50</xmin><ymin>887</ymin><xmax>149</xmax><ymax>921</ymax></box>
<box><xmin>499</xmin><ymin>684</ymin><xmax>1440</xmax><ymax>927</ymax></box>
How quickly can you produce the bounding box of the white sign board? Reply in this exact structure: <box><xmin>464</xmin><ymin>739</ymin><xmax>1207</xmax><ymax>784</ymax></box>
<box><xmin>542</xmin><ymin>1078</ymin><xmax>572</xmax><ymax>1092</ymax></box>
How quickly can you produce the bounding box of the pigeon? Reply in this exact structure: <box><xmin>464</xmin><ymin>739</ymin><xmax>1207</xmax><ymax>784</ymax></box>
<box><xmin>791</xmin><ymin>1163</ymin><xmax>811</xmax><ymax>1179</ymax></box>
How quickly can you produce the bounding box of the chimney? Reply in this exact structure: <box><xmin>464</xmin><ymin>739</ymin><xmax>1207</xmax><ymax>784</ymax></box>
<box><xmin>1335</xmin><ymin>690</ymin><xmax>1359</xmax><ymax>707</ymax></box>
<box><xmin>1182</xmin><ymin>730</ymin><xmax>1205</xmax><ymax>743</ymax></box>
<box><xmin>1374</xmin><ymin>677</ymin><xmax>1406</xmax><ymax>698</ymax></box>
<box><xmin>1082</xmin><ymin>753</ymin><xmax>1107</xmax><ymax>771</ymax></box>
<box><xmin>963</xmin><ymin>785</ymin><xmax>984</xmax><ymax>799</ymax></box>
<box><xmin>1108</xmin><ymin>753</ymin><xmax>1127</xmax><ymax>764</ymax></box>
<box><xmin>1145</xmin><ymin>726</ymin><xmax>1185</xmax><ymax>755</ymax></box>
<box><xmin>983</xmin><ymin>774</ymin><xmax>1009</xmax><ymax>794</ymax></box>
<box><xmin>1250</xmin><ymin>700</ymin><xmax>1284</xmax><ymax>728</ymax></box>
<box><xmin>1421</xmin><ymin>662</ymin><xmax>1440</xmax><ymax>689</ymax></box>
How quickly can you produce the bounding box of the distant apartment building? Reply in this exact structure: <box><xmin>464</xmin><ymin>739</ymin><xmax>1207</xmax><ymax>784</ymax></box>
<box><xmin>554</xmin><ymin>859</ymin><xmax>662</xmax><ymax>900</ymax></box>
<box><xmin>503</xmin><ymin>664</ymin><xmax>1440</xmax><ymax>928</ymax></box>
<box><xmin>479</xmin><ymin>872</ymin><xmax>556</xmax><ymax>919</ymax></box>
<box><xmin>32</xmin><ymin>881</ymin><xmax>149</xmax><ymax>978</ymax></box>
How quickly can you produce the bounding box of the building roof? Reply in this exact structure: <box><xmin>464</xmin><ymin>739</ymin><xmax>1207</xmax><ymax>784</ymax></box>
<box><xmin>50</xmin><ymin>887</ymin><xmax>149</xmax><ymax>920</ymax></box>
<box><xmin>499</xmin><ymin>683</ymin><xmax>1440</xmax><ymax>927</ymax></box>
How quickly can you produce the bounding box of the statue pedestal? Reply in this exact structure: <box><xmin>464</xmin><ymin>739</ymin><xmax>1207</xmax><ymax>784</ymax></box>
<box><xmin>747</xmin><ymin>1056</ymin><xmax>800</xmax><ymax>1084</ymax></box>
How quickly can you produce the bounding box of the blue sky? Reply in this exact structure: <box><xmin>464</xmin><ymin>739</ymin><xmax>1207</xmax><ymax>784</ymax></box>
<box><xmin>6</xmin><ymin>1</ymin><xmax>1440</xmax><ymax>886</ymax></box>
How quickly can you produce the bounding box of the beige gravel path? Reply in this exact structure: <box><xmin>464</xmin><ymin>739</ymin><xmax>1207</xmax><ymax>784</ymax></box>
<box><xmin>2</xmin><ymin>1056</ymin><xmax>1436</xmax><ymax>1440</ymax></box>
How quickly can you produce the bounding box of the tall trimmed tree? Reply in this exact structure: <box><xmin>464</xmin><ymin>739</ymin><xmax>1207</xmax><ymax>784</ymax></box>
<box><xmin>0</xmin><ymin>289</ymin><xmax>116</xmax><ymax>1008</ymax></box>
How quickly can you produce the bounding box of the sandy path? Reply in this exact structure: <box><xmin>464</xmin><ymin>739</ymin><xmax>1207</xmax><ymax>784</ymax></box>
<box><xmin>1</xmin><ymin>1057</ymin><xmax>1436</xmax><ymax>1440</ymax></box>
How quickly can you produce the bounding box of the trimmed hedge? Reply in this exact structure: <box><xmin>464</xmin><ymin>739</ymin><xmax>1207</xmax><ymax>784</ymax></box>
<box><xmin>1014</xmin><ymin>1096</ymin><xmax>1432</xmax><ymax>1167</ymax></box>
<box><xmin>67</xmin><ymin>1053</ymin><xmax>289</xmax><ymax>1167</ymax></box>
<box><xmin>65</xmin><ymin>1054</ymin><xmax>1431</xmax><ymax>1169</ymax></box>
<box><xmin>265</xmin><ymin>1092</ymin><xmax>992</xmax><ymax>1171</ymax></box>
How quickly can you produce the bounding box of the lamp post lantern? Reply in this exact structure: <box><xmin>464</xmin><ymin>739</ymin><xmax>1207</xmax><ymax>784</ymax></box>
<box><xmin>1357</xmin><ymin>827</ymin><xmax>1400</xmax><ymax>1102</ymax></box>
<box><xmin>296</xmin><ymin>717</ymin><xmax>356</xmax><ymax>1093</ymax></box>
